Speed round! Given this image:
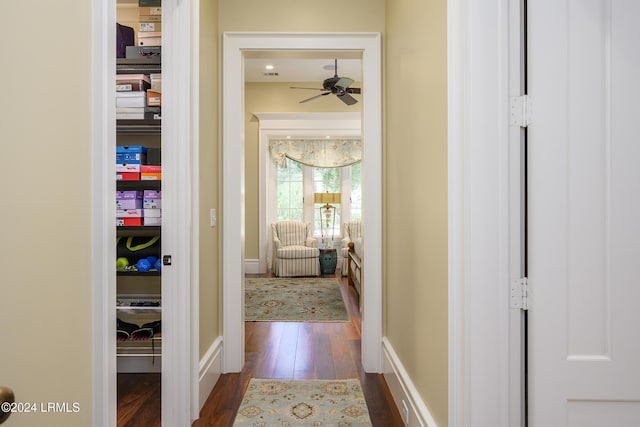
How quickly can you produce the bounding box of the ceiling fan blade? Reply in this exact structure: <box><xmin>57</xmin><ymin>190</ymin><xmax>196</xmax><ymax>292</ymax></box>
<box><xmin>346</xmin><ymin>87</ymin><xmax>361</xmax><ymax>94</ymax></box>
<box><xmin>290</xmin><ymin>86</ymin><xmax>328</xmax><ymax>91</ymax></box>
<box><xmin>337</xmin><ymin>92</ymin><xmax>358</xmax><ymax>105</ymax></box>
<box><xmin>335</xmin><ymin>77</ymin><xmax>354</xmax><ymax>89</ymax></box>
<box><xmin>299</xmin><ymin>92</ymin><xmax>331</xmax><ymax>103</ymax></box>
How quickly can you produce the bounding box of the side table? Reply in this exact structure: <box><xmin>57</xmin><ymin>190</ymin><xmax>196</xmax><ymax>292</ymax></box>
<box><xmin>318</xmin><ymin>248</ymin><xmax>338</xmax><ymax>275</ymax></box>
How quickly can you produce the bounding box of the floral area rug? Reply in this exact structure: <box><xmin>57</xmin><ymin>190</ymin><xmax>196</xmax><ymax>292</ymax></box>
<box><xmin>245</xmin><ymin>278</ymin><xmax>349</xmax><ymax>322</ymax></box>
<box><xmin>233</xmin><ymin>378</ymin><xmax>372</xmax><ymax>426</ymax></box>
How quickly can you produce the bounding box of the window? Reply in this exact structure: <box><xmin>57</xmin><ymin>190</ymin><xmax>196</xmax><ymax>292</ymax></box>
<box><xmin>275</xmin><ymin>159</ymin><xmax>362</xmax><ymax>241</ymax></box>
<box><xmin>350</xmin><ymin>161</ymin><xmax>362</xmax><ymax>221</ymax></box>
<box><xmin>276</xmin><ymin>158</ymin><xmax>303</xmax><ymax>221</ymax></box>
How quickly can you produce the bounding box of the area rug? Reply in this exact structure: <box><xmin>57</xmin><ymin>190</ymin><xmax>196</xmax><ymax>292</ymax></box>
<box><xmin>245</xmin><ymin>278</ymin><xmax>349</xmax><ymax>322</ymax></box>
<box><xmin>233</xmin><ymin>378</ymin><xmax>372</xmax><ymax>426</ymax></box>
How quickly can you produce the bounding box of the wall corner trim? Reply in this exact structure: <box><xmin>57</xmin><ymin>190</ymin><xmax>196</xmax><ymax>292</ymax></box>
<box><xmin>382</xmin><ymin>337</ymin><xmax>439</xmax><ymax>427</ymax></box>
<box><xmin>199</xmin><ymin>336</ymin><xmax>223</xmax><ymax>410</ymax></box>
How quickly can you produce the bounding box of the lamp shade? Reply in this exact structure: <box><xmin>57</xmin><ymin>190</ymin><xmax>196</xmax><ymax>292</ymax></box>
<box><xmin>314</xmin><ymin>192</ymin><xmax>341</xmax><ymax>204</ymax></box>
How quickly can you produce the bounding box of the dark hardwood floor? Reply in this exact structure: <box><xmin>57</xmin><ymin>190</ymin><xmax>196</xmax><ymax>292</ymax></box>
<box><xmin>118</xmin><ymin>272</ymin><xmax>404</xmax><ymax>426</ymax></box>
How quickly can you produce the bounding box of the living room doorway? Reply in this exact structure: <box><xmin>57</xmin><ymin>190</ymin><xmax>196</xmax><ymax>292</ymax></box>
<box><xmin>222</xmin><ymin>32</ymin><xmax>383</xmax><ymax>374</ymax></box>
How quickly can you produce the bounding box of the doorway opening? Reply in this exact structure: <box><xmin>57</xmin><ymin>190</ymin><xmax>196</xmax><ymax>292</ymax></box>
<box><xmin>222</xmin><ymin>32</ymin><xmax>383</xmax><ymax>373</ymax></box>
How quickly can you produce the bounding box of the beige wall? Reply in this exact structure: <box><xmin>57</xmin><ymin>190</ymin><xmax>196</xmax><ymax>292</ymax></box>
<box><xmin>0</xmin><ymin>1</ymin><xmax>448</xmax><ymax>425</ymax></box>
<box><xmin>0</xmin><ymin>2</ymin><xmax>93</xmax><ymax>426</ymax></box>
<box><xmin>244</xmin><ymin>83</ymin><xmax>361</xmax><ymax>259</ymax></box>
<box><xmin>219</xmin><ymin>0</ymin><xmax>384</xmax><ymax>32</ymax></box>
<box><xmin>385</xmin><ymin>0</ymin><xmax>449</xmax><ymax>425</ymax></box>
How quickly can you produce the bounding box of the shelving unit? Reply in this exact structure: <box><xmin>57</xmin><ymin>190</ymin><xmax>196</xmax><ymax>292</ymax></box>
<box><xmin>116</xmin><ymin>56</ymin><xmax>162</xmax><ymax>373</ymax></box>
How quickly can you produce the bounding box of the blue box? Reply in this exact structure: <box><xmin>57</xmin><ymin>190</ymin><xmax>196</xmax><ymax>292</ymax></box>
<box><xmin>116</xmin><ymin>146</ymin><xmax>147</xmax><ymax>172</ymax></box>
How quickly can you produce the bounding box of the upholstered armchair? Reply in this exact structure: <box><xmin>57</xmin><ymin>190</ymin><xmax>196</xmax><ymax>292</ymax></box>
<box><xmin>341</xmin><ymin>220</ymin><xmax>363</xmax><ymax>276</ymax></box>
<box><xmin>271</xmin><ymin>221</ymin><xmax>320</xmax><ymax>277</ymax></box>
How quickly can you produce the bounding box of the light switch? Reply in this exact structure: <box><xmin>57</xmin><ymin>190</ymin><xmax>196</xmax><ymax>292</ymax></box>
<box><xmin>210</xmin><ymin>208</ymin><xmax>216</xmax><ymax>227</ymax></box>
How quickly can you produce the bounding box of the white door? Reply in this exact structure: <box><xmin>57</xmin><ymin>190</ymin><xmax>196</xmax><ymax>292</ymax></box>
<box><xmin>528</xmin><ymin>0</ymin><xmax>640</xmax><ymax>425</ymax></box>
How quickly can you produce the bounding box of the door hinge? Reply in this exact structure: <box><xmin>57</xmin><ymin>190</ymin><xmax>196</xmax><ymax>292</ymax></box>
<box><xmin>510</xmin><ymin>277</ymin><xmax>529</xmax><ymax>310</ymax></box>
<box><xmin>510</xmin><ymin>95</ymin><xmax>532</xmax><ymax>128</ymax></box>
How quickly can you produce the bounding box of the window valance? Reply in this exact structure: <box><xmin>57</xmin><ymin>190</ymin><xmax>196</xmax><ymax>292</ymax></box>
<box><xmin>268</xmin><ymin>138</ymin><xmax>362</xmax><ymax>168</ymax></box>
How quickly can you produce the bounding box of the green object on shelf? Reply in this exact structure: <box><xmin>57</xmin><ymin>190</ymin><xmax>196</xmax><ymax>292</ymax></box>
<box><xmin>116</xmin><ymin>257</ymin><xmax>129</xmax><ymax>270</ymax></box>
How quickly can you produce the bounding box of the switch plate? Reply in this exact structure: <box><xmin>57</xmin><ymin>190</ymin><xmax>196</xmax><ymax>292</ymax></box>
<box><xmin>210</xmin><ymin>208</ymin><xmax>216</xmax><ymax>227</ymax></box>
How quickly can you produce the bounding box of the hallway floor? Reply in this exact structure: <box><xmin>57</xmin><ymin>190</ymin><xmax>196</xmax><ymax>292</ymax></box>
<box><xmin>118</xmin><ymin>272</ymin><xmax>404</xmax><ymax>426</ymax></box>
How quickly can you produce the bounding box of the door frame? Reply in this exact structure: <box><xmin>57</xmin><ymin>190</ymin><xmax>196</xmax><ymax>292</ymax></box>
<box><xmin>222</xmin><ymin>32</ymin><xmax>383</xmax><ymax>373</ymax></box>
<box><xmin>92</xmin><ymin>0</ymin><xmax>199</xmax><ymax>425</ymax></box>
<box><xmin>448</xmin><ymin>0</ymin><xmax>525</xmax><ymax>425</ymax></box>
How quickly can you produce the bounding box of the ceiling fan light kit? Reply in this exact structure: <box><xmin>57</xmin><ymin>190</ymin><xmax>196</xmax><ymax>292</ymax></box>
<box><xmin>290</xmin><ymin>59</ymin><xmax>362</xmax><ymax>105</ymax></box>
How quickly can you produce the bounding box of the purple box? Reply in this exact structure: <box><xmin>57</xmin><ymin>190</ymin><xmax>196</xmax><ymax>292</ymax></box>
<box><xmin>117</xmin><ymin>190</ymin><xmax>143</xmax><ymax>200</ymax></box>
<box><xmin>143</xmin><ymin>190</ymin><xmax>161</xmax><ymax>199</ymax></box>
<box><xmin>143</xmin><ymin>198</ymin><xmax>162</xmax><ymax>209</ymax></box>
<box><xmin>117</xmin><ymin>198</ymin><xmax>143</xmax><ymax>209</ymax></box>
<box><xmin>116</xmin><ymin>191</ymin><xmax>143</xmax><ymax>209</ymax></box>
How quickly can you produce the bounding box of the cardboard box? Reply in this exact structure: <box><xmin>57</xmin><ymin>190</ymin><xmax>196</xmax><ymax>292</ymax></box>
<box><xmin>118</xmin><ymin>217</ymin><xmax>143</xmax><ymax>227</ymax></box>
<box><xmin>147</xmin><ymin>89</ymin><xmax>161</xmax><ymax>107</ymax></box>
<box><xmin>141</xmin><ymin>172</ymin><xmax>162</xmax><ymax>180</ymax></box>
<box><xmin>116</xmin><ymin>190</ymin><xmax>143</xmax><ymax>209</ymax></box>
<box><xmin>150</xmin><ymin>73</ymin><xmax>161</xmax><ymax>90</ymax></box>
<box><xmin>143</xmin><ymin>190</ymin><xmax>161</xmax><ymax>199</ymax></box>
<box><xmin>143</xmin><ymin>199</ymin><xmax>162</xmax><ymax>209</ymax></box>
<box><xmin>139</xmin><ymin>22</ymin><xmax>161</xmax><ymax>32</ymax></box>
<box><xmin>144</xmin><ymin>217</ymin><xmax>162</xmax><ymax>226</ymax></box>
<box><xmin>138</xmin><ymin>14</ymin><xmax>161</xmax><ymax>22</ymax></box>
<box><xmin>117</xmin><ymin>190</ymin><xmax>143</xmax><ymax>199</ymax></box>
<box><xmin>116</xmin><ymin>74</ymin><xmax>150</xmax><ymax>92</ymax></box>
<box><xmin>139</xmin><ymin>3</ymin><xmax>161</xmax><ymax>12</ymax></box>
<box><xmin>116</xmin><ymin>172</ymin><xmax>140</xmax><ymax>181</ymax></box>
<box><xmin>116</xmin><ymin>91</ymin><xmax>146</xmax><ymax>108</ymax></box>
<box><xmin>117</xmin><ymin>209</ymin><xmax>143</xmax><ymax>218</ymax></box>
<box><xmin>144</xmin><ymin>208</ymin><xmax>162</xmax><ymax>218</ymax></box>
<box><xmin>140</xmin><ymin>165</ymin><xmax>161</xmax><ymax>173</ymax></box>
<box><xmin>125</xmin><ymin>45</ymin><xmax>161</xmax><ymax>59</ymax></box>
<box><xmin>117</xmin><ymin>198</ymin><xmax>143</xmax><ymax>210</ymax></box>
<box><xmin>116</xmin><ymin>146</ymin><xmax>147</xmax><ymax>172</ymax></box>
<box><xmin>138</xmin><ymin>32</ymin><xmax>161</xmax><ymax>47</ymax></box>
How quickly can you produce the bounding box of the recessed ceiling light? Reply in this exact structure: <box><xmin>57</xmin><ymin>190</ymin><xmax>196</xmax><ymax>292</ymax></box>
<box><xmin>265</xmin><ymin>64</ymin><xmax>274</xmax><ymax>70</ymax></box>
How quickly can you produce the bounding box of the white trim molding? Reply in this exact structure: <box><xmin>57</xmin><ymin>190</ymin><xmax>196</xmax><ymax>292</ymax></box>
<box><xmin>448</xmin><ymin>0</ymin><xmax>524</xmax><ymax>426</ymax></box>
<box><xmin>244</xmin><ymin>259</ymin><xmax>261</xmax><ymax>274</ymax></box>
<box><xmin>199</xmin><ymin>336</ymin><xmax>223</xmax><ymax>410</ymax></box>
<box><xmin>223</xmin><ymin>32</ymin><xmax>383</xmax><ymax>373</ymax></box>
<box><xmin>383</xmin><ymin>338</ymin><xmax>439</xmax><ymax>427</ymax></box>
<box><xmin>161</xmin><ymin>0</ymin><xmax>199</xmax><ymax>424</ymax></box>
<box><xmin>92</xmin><ymin>0</ymin><xmax>116</xmax><ymax>425</ymax></box>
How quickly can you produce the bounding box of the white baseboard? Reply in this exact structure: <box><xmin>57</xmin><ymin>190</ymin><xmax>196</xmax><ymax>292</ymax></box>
<box><xmin>199</xmin><ymin>336</ymin><xmax>223</xmax><ymax>410</ymax></box>
<box><xmin>244</xmin><ymin>259</ymin><xmax>262</xmax><ymax>274</ymax></box>
<box><xmin>382</xmin><ymin>337</ymin><xmax>439</xmax><ymax>427</ymax></box>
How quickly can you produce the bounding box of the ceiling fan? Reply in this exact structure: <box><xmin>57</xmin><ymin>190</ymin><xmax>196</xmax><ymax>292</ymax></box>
<box><xmin>290</xmin><ymin>59</ymin><xmax>361</xmax><ymax>105</ymax></box>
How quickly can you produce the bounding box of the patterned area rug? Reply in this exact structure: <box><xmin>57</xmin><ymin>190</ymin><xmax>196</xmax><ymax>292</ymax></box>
<box><xmin>245</xmin><ymin>278</ymin><xmax>349</xmax><ymax>322</ymax></box>
<box><xmin>233</xmin><ymin>378</ymin><xmax>372</xmax><ymax>426</ymax></box>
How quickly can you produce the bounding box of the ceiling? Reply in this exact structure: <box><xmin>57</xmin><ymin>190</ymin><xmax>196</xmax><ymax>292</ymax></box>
<box><xmin>241</xmin><ymin>50</ymin><xmax>361</xmax><ymax>83</ymax></box>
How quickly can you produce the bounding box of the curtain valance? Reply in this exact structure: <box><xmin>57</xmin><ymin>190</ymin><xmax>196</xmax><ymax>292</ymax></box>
<box><xmin>269</xmin><ymin>138</ymin><xmax>362</xmax><ymax>168</ymax></box>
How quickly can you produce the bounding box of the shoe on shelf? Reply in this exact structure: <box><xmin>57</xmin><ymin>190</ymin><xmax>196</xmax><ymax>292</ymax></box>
<box><xmin>117</xmin><ymin>318</ymin><xmax>139</xmax><ymax>341</ymax></box>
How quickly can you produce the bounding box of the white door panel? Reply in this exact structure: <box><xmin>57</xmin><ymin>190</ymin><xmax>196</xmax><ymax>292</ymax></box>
<box><xmin>528</xmin><ymin>0</ymin><xmax>640</xmax><ymax>425</ymax></box>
